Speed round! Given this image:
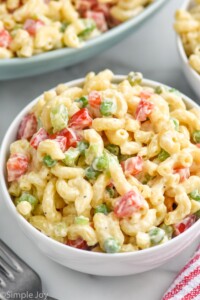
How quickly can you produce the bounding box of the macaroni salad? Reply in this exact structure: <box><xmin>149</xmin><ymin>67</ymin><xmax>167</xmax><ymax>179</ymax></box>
<box><xmin>6</xmin><ymin>70</ymin><xmax>200</xmax><ymax>253</ymax></box>
<box><xmin>174</xmin><ymin>0</ymin><xmax>200</xmax><ymax>74</ymax></box>
<box><xmin>0</xmin><ymin>0</ymin><xmax>153</xmax><ymax>58</ymax></box>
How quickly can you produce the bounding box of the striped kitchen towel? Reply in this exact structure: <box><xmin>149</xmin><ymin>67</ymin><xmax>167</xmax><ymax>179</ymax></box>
<box><xmin>162</xmin><ymin>245</ymin><xmax>200</xmax><ymax>300</ymax></box>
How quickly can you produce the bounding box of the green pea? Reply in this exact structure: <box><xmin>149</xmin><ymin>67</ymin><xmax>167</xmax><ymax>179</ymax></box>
<box><xmin>171</xmin><ymin>118</ymin><xmax>179</xmax><ymax>131</ymax></box>
<box><xmin>92</xmin><ymin>153</ymin><xmax>109</xmax><ymax>171</ymax></box>
<box><xmin>195</xmin><ymin>210</ymin><xmax>200</xmax><ymax>219</ymax></box>
<box><xmin>127</xmin><ymin>72</ymin><xmax>143</xmax><ymax>86</ymax></box>
<box><xmin>78</xmin><ymin>141</ymin><xmax>89</xmax><ymax>155</ymax></box>
<box><xmin>193</xmin><ymin>130</ymin><xmax>200</xmax><ymax>143</ymax></box>
<box><xmin>95</xmin><ymin>204</ymin><xmax>109</xmax><ymax>215</ymax></box>
<box><xmin>149</xmin><ymin>227</ymin><xmax>165</xmax><ymax>246</ymax></box>
<box><xmin>105</xmin><ymin>144</ymin><xmax>120</xmax><ymax>156</ymax></box>
<box><xmin>75</xmin><ymin>216</ymin><xmax>89</xmax><ymax>225</ymax></box>
<box><xmin>85</xmin><ymin>166</ymin><xmax>100</xmax><ymax>181</ymax></box>
<box><xmin>155</xmin><ymin>86</ymin><xmax>164</xmax><ymax>94</ymax></box>
<box><xmin>189</xmin><ymin>189</ymin><xmax>200</xmax><ymax>202</ymax></box>
<box><xmin>43</xmin><ymin>155</ymin><xmax>57</xmax><ymax>167</ymax></box>
<box><xmin>85</xmin><ymin>144</ymin><xmax>98</xmax><ymax>165</ymax></box>
<box><xmin>100</xmin><ymin>100</ymin><xmax>116</xmax><ymax>116</ymax></box>
<box><xmin>78</xmin><ymin>19</ymin><xmax>96</xmax><ymax>38</ymax></box>
<box><xmin>17</xmin><ymin>193</ymin><xmax>38</xmax><ymax>207</ymax></box>
<box><xmin>75</xmin><ymin>96</ymin><xmax>88</xmax><ymax>108</ymax></box>
<box><xmin>158</xmin><ymin>149</ymin><xmax>170</xmax><ymax>162</ymax></box>
<box><xmin>63</xmin><ymin>147</ymin><xmax>80</xmax><ymax>166</ymax></box>
<box><xmin>159</xmin><ymin>224</ymin><xmax>173</xmax><ymax>239</ymax></box>
<box><xmin>104</xmin><ymin>237</ymin><xmax>120</xmax><ymax>253</ymax></box>
<box><xmin>50</xmin><ymin>104</ymin><xmax>68</xmax><ymax>132</ymax></box>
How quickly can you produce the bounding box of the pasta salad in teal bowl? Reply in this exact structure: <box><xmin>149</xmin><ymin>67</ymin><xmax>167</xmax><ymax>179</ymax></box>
<box><xmin>0</xmin><ymin>0</ymin><xmax>167</xmax><ymax>80</ymax></box>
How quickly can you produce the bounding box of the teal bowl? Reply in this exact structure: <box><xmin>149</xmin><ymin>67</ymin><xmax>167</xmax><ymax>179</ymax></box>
<box><xmin>0</xmin><ymin>0</ymin><xmax>167</xmax><ymax>80</ymax></box>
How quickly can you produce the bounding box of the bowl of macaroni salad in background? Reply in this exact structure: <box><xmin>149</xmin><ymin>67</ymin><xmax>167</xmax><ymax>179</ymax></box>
<box><xmin>0</xmin><ymin>71</ymin><xmax>200</xmax><ymax>276</ymax></box>
<box><xmin>175</xmin><ymin>0</ymin><xmax>200</xmax><ymax>98</ymax></box>
<box><xmin>0</xmin><ymin>0</ymin><xmax>167</xmax><ymax>80</ymax></box>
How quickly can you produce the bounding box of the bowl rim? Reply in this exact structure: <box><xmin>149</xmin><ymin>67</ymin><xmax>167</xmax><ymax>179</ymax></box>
<box><xmin>0</xmin><ymin>74</ymin><xmax>200</xmax><ymax>259</ymax></box>
<box><xmin>0</xmin><ymin>0</ymin><xmax>166</xmax><ymax>66</ymax></box>
<box><xmin>176</xmin><ymin>0</ymin><xmax>200</xmax><ymax>81</ymax></box>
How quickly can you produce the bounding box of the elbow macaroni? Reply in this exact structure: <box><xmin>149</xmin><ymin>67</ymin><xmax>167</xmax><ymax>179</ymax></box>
<box><xmin>6</xmin><ymin>70</ymin><xmax>200</xmax><ymax>253</ymax></box>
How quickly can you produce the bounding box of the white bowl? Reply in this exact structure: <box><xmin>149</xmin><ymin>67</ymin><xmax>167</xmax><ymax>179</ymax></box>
<box><xmin>0</xmin><ymin>76</ymin><xmax>200</xmax><ymax>276</ymax></box>
<box><xmin>176</xmin><ymin>0</ymin><xmax>200</xmax><ymax>99</ymax></box>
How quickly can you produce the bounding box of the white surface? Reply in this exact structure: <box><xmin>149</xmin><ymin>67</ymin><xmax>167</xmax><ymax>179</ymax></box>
<box><xmin>0</xmin><ymin>0</ymin><xmax>200</xmax><ymax>299</ymax></box>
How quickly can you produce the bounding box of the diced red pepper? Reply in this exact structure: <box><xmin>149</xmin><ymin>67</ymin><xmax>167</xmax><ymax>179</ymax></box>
<box><xmin>52</xmin><ymin>136</ymin><xmax>67</xmax><ymax>152</ymax></box>
<box><xmin>85</xmin><ymin>11</ymin><xmax>108</xmax><ymax>32</ymax></box>
<box><xmin>30</xmin><ymin>128</ymin><xmax>49</xmax><ymax>149</ymax></box>
<box><xmin>174</xmin><ymin>215</ymin><xmax>196</xmax><ymax>236</ymax></box>
<box><xmin>50</xmin><ymin>128</ymin><xmax>80</xmax><ymax>149</ymax></box>
<box><xmin>135</xmin><ymin>99</ymin><xmax>154</xmax><ymax>122</ymax></box>
<box><xmin>24</xmin><ymin>19</ymin><xmax>44</xmax><ymax>36</ymax></box>
<box><xmin>17</xmin><ymin>113</ymin><xmax>38</xmax><ymax>140</ymax></box>
<box><xmin>174</xmin><ymin>167</ymin><xmax>190</xmax><ymax>182</ymax></box>
<box><xmin>121</xmin><ymin>156</ymin><xmax>143</xmax><ymax>176</ymax></box>
<box><xmin>66</xmin><ymin>238</ymin><xmax>88</xmax><ymax>250</ymax></box>
<box><xmin>114</xmin><ymin>190</ymin><xmax>145</xmax><ymax>218</ymax></box>
<box><xmin>140</xmin><ymin>90</ymin><xmax>153</xmax><ymax>100</ymax></box>
<box><xmin>88</xmin><ymin>91</ymin><xmax>102</xmax><ymax>108</ymax></box>
<box><xmin>7</xmin><ymin>153</ymin><xmax>29</xmax><ymax>182</ymax></box>
<box><xmin>0</xmin><ymin>29</ymin><xmax>12</xmax><ymax>48</ymax></box>
<box><xmin>69</xmin><ymin>108</ymin><xmax>92</xmax><ymax>130</ymax></box>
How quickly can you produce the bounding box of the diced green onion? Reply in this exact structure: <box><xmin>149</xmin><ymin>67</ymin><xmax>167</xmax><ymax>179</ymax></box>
<box><xmin>85</xmin><ymin>144</ymin><xmax>98</xmax><ymax>165</ymax></box>
<box><xmin>78</xmin><ymin>19</ymin><xmax>96</xmax><ymax>38</ymax></box>
<box><xmin>105</xmin><ymin>186</ymin><xmax>115</xmax><ymax>198</ymax></box>
<box><xmin>95</xmin><ymin>204</ymin><xmax>109</xmax><ymax>215</ymax></box>
<box><xmin>159</xmin><ymin>223</ymin><xmax>173</xmax><ymax>239</ymax></box>
<box><xmin>189</xmin><ymin>189</ymin><xmax>200</xmax><ymax>202</ymax></box>
<box><xmin>85</xmin><ymin>166</ymin><xmax>100</xmax><ymax>180</ymax></box>
<box><xmin>54</xmin><ymin>222</ymin><xmax>68</xmax><ymax>237</ymax></box>
<box><xmin>148</xmin><ymin>227</ymin><xmax>165</xmax><ymax>246</ymax></box>
<box><xmin>193</xmin><ymin>130</ymin><xmax>200</xmax><ymax>143</ymax></box>
<box><xmin>171</xmin><ymin>118</ymin><xmax>179</xmax><ymax>131</ymax></box>
<box><xmin>127</xmin><ymin>72</ymin><xmax>143</xmax><ymax>86</ymax></box>
<box><xmin>92</xmin><ymin>153</ymin><xmax>109</xmax><ymax>171</ymax></box>
<box><xmin>78</xmin><ymin>141</ymin><xmax>89</xmax><ymax>155</ymax></box>
<box><xmin>60</xmin><ymin>22</ymin><xmax>69</xmax><ymax>33</ymax></box>
<box><xmin>100</xmin><ymin>99</ymin><xmax>116</xmax><ymax>116</ymax></box>
<box><xmin>195</xmin><ymin>210</ymin><xmax>200</xmax><ymax>219</ymax></box>
<box><xmin>169</xmin><ymin>88</ymin><xmax>181</xmax><ymax>96</ymax></box>
<box><xmin>142</xmin><ymin>174</ymin><xmax>153</xmax><ymax>185</ymax></box>
<box><xmin>63</xmin><ymin>147</ymin><xmax>80</xmax><ymax>166</ymax></box>
<box><xmin>43</xmin><ymin>155</ymin><xmax>57</xmax><ymax>167</ymax></box>
<box><xmin>75</xmin><ymin>216</ymin><xmax>89</xmax><ymax>225</ymax></box>
<box><xmin>17</xmin><ymin>192</ymin><xmax>38</xmax><ymax>207</ymax></box>
<box><xmin>105</xmin><ymin>144</ymin><xmax>120</xmax><ymax>156</ymax></box>
<box><xmin>50</xmin><ymin>104</ymin><xmax>68</xmax><ymax>132</ymax></box>
<box><xmin>158</xmin><ymin>149</ymin><xmax>170</xmax><ymax>162</ymax></box>
<box><xmin>104</xmin><ymin>237</ymin><xmax>120</xmax><ymax>253</ymax></box>
<box><xmin>75</xmin><ymin>96</ymin><xmax>88</xmax><ymax>108</ymax></box>
<box><xmin>119</xmin><ymin>154</ymin><xmax>131</xmax><ymax>162</ymax></box>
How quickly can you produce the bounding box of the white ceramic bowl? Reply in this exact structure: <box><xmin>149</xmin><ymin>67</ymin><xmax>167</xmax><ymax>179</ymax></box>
<box><xmin>0</xmin><ymin>76</ymin><xmax>200</xmax><ymax>276</ymax></box>
<box><xmin>176</xmin><ymin>0</ymin><xmax>200</xmax><ymax>99</ymax></box>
